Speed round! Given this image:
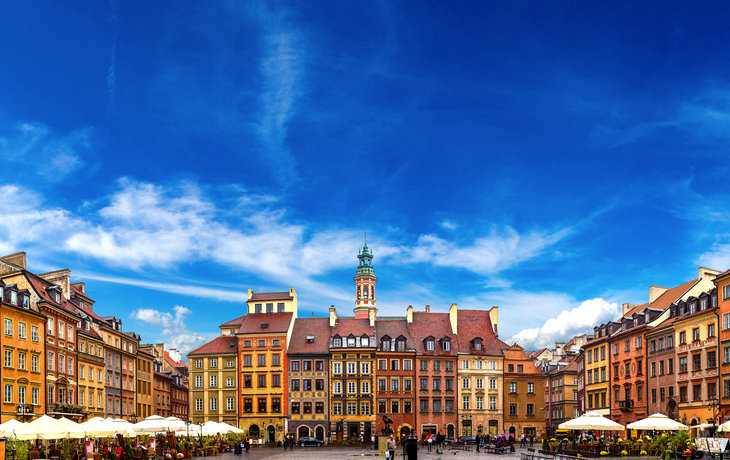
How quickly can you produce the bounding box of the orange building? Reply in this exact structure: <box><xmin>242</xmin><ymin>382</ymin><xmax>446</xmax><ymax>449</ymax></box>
<box><xmin>0</xmin><ymin>277</ymin><xmax>45</xmax><ymax>423</ymax></box>
<box><xmin>503</xmin><ymin>344</ymin><xmax>545</xmax><ymax>439</ymax></box>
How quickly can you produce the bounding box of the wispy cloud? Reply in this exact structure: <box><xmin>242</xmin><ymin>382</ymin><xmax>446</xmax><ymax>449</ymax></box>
<box><xmin>0</xmin><ymin>122</ymin><xmax>89</xmax><ymax>181</ymax></box>
<box><xmin>131</xmin><ymin>305</ymin><xmax>213</xmax><ymax>355</ymax></box>
<box><xmin>253</xmin><ymin>6</ymin><xmax>306</xmax><ymax>180</ymax></box>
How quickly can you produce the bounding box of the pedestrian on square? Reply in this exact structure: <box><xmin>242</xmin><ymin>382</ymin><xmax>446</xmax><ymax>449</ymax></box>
<box><xmin>530</xmin><ymin>435</ymin><xmax>534</xmax><ymax>447</ymax></box>
<box><xmin>283</xmin><ymin>435</ymin><xmax>287</xmax><ymax>451</ymax></box>
<box><xmin>426</xmin><ymin>433</ymin><xmax>433</xmax><ymax>452</ymax></box>
<box><xmin>475</xmin><ymin>435</ymin><xmax>480</xmax><ymax>453</ymax></box>
<box><xmin>436</xmin><ymin>432</ymin><xmax>445</xmax><ymax>455</ymax></box>
<box><xmin>520</xmin><ymin>435</ymin><xmax>526</xmax><ymax>448</ymax></box>
<box><xmin>386</xmin><ymin>435</ymin><xmax>397</xmax><ymax>459</ymax></box>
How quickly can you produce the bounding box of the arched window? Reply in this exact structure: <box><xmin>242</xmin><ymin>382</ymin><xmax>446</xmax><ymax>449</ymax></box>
<box><xmin>363</xmin><ymin>286</ymin><xmax>368</xmax><ymax>298</ymax></box>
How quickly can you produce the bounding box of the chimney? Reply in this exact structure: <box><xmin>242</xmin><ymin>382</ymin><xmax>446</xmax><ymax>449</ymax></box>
<box><xmin>329</xmin><ymin>306</ymin><xmax>338</xmax><ymax>327</ymax></box>
<box><xmin>649</xmin><ymin>286</ymin><xmax>668</xmax><ymax>303</ymax></box>
<box><xmin>368</xmin><ymin>307</ymin><xmax>377</xmax><ymax>327</ymax></box>
<box><xmin>698</xmin><ymin>267</ymin><xmax>721</xmax><ymax>282</ymax></box>
<box><xmin>449</xmin><ymin>303</ymin><xmax>458</xmax><ymax>335</ymax></box>
<box><xmin>622</xmin><ymin>303</ymin><xmax>638</xmax><ymax>315</ymax></box>
<box><xmin>71</xmin><ymin>282</ymin><xmax>85</xmax><ymax>294</ymax></box>
<box><xmin>407</xmin><ymin>305</ymin><xmax>413</xmax><ymax>324</ymax></box>
<box><xmin>1</xmin><ymin>252</ymin><xmax>26</xmax><ymax>269</ymax></box>
<box><xmin>247</xmin><ymin>288</ymin><xmax>253</xmax><ymax>301</ymax></box>
<box><xmin>425</xmin><ymin>304</ymin><xmax>430</xmax><ymax>313</ymax></box>
<box><xmin>311</xmin><ymin>312</ymin><xmax>314</xmax><ymax>318</ymax></box>
<box><xmin>488</xmin><ymin>306</ymin><xmax>499</xmax><ymax>337</ymax></box>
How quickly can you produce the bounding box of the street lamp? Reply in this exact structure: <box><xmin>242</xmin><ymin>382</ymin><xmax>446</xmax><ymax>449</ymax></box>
<box><xmin>707</xmin><ymin>398</ymin><xmax>720</xmax><ymax>437</ymax></box>
<box><xmin>130</xmin><ymin>413</ymin><xmax>138</xmax><ymax>423</ymax></box>
<box><xmin>17</xmin><ymin>403</ymin><xmax>34</xmax><ymax>423</ymax></box>
<box><xmin>185</xmin><ymin>420</ymin><xmax>192</xmax><ymax>440</ymax></box>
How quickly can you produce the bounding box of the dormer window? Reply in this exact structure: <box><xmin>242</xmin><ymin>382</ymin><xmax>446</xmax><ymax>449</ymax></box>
<box><xmin>426</xmin><ymin>340</ymin><xmax>434</xmax><ymax>351</ymax></box>
<box><xmin>306</xmin><ymin>335</ymin><xmax>314</xmax><ymax>343</ymax></box>
<box><xmin>10</xmin><ymin>290</ymin><xmax>17</xmax><ymax>306</ymax></box>
<box><xmin>347</xmin><ymin>337</ymin><xmax>355</xmax><ymax>347</ymax></box>
<box><xmin>396</xmin><ymin>339</ymin><xmax>406</xmax><ymax>350</ymax></box>
<box><xmin>633</xmin><ymin>318</ymin><xmax>638</xmax><ymax>327</ymax></box>
<box><xmin>361</xmin><ymin>335</ymin><xmax>370</xmax><ymax>347</ymax></box>
<box><xmin>21</xmin><ymin>295</ymin><xmax>29</xmax><ymax>309</ymax></box>
<box><xmin>382</xmin><ymin>339</ymin><xmax>391</xmax><ymax>351</ymax></box>
<box><xmin>690</xmin><ymin>302</ymin><xmax>696</xmax><ymax>314</ymax></box>
<box><xmin>442</xmin><ymin>341</ymin><xmax>450</xmax><ymax>351</ymax></box>
<box><xmin>333</xmin><ymin>337</ymin><xmax>342</xmax><ymax>347</ymax></box>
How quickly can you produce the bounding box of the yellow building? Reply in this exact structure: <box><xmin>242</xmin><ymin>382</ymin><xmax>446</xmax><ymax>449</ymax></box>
<box><xmin>672</xmin><ymin>289</ymin><xmax>719</xmax><ymax>428</ymax></box>
<box><xmin>188</xmin><ymin>336</ymin><xmax>238</xmax><ymax>425</ymax></box>
<box><xmin>328</xmin><ymin>307</ymin><xmax>376</xmax><ymax>441</ymax></box>
<box><xmin>582</xmin><ymin>325</ymin><xmax>611</xmax><ymax>415</ymax></box>
<box><xmin>0</xmin><ymin>275</ymin><xmax>45</xmax><ymax>423</ymax></box>
<box><xmin>75</xmin><ymin>323</ymin><xmax>106</xmax><ymax>420</ymax></box>
<box><xmin>237</xmin><ymin>289</ymin><xmax>297</xmax><ymax>443</ymax></box>
<box><xmin>457</xmin><ymin>308</ymin><xmax>504</xmax><ymax>437</ymax></box>
<box><xmin>136</xmin><ymin>349</ymin><xmax>154</xmax><ymax>419</ymax></box>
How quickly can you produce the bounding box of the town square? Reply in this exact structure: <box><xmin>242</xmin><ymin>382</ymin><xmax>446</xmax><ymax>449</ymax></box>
<box><xmin>1</xmin><ymin>1</ymin><xmax>730</xmax><ymax>460</ymax></box>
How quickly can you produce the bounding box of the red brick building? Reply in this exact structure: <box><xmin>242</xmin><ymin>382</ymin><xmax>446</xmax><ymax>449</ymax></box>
<box><xmin>409</xmin><ymin>305</ymin><xmax>458</xmax><ymax>440</ymax></box>
<box><xmin>375</xmin><ymin>319</ymin><xmax>416</xmax><ymax>440</ymax></box>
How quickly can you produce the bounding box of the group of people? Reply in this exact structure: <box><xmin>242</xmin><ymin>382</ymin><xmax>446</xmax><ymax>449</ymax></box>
<box><xmin>281</xmin><ymin>435</ymin><xmax>296</xmax><ymax>450</ymax></box>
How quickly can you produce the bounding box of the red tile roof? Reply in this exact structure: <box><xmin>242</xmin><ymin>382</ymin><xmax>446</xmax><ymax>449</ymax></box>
<box><xmin>237</xmin><ymin>312</ymin><xmax>294</xmax><ymax>334</ymax></box>
<box><xmin>220</xmin><ymin>315</ymin><xmax>246</xmax><ymax>327</ymax></box>
<box><xmin>457</xmin><ymin>310</ymin><xmax>507</xmax><ymax>355</ymax></box>
<box><xmin>375</xmin><ymin>319</ymin><xmax>416</xmax><ymax>350</ymax></box>
<box><xmin>164</xmin><ymin>351</ymin><xmax>188</xmax><ymax>369</ymax></box>
<box><xmin>288</xmin><ymin>318</ymin><xmax>331</xmax><ymax>355</ymax></box>
<box><xmin>25</xmin><ymin>273</ymin><xmax>81</xmax><ymax>318</ymax></box>
<box><xmin>331</xmin><ymin>317</ymin><xmax>374</xmax><ymax>338</ymax></box>
<box><xmin>187</xmin><ymin>336</ymin><xmax>238</xmax><ymax>356</ymax></box>
<box><xmin>409</xmin><ymin>311</ymin><xmax>457</xmax><ymax>355</ymax></box>
<box><xmin>249</xmin><ymin>292</ymin><xmax>292</xmax><ymax>302</ymax></box>
<box><xmin>70</xmin><ymin>284</ymin><xmax>94</xmax><ymax>303</ymax></box>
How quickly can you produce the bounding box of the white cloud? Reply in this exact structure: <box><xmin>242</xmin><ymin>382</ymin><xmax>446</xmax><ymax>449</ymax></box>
<box><xmin>506</xmin><ymin>298</ymin><xmax>620</xmax><ymax>350</ymax></box>
<box><xmin>130</xmin><ymin>305</ymin><xmax>213</xmax><ymax>355</ymax></box>
<box><xmin>696</xmin><ymin>235</ymin><xmax>730</xmax><ymax>272</ymax></box>
<box><xmin>0</xmin><ymin>122</ymin><xmax>89</xmax><ymax>181</ymax></box>
<box><xmin>395</xmin><ymin>226</ymin><xmax>572</xmax><ymax>275</ymax></box>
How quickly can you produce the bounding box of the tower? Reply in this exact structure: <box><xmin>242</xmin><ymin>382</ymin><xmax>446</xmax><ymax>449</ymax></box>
<box><xmin>353</xmin><ymin>237</ymin><xmax>377</xmax><ymax>319</ymax></box>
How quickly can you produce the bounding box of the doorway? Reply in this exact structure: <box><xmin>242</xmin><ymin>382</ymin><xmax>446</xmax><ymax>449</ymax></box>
<box><xmin>249</xmin><ymin>425</ymin><xmax>259</xmax><ymax>439</ymax></box>
<box><xmin>315</xmin><ymin>426</ymin><xmax>325</xmax><ymax>441</ymax></box>
<box><xmin>298</xmin><ymin>426</ymin><xmax>309</xmax><ymax>439</ymax></box>
<box><xmin>267</xmin><ymin>425</ymin><xmax>275</xmax><ymax>443</ymax></box>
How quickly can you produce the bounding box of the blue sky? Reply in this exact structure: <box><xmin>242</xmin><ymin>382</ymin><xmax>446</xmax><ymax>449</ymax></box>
<box><xmin>2</xmin><ymin>1</ymin><xmax>730</xmax><ymax>356</ymax></box>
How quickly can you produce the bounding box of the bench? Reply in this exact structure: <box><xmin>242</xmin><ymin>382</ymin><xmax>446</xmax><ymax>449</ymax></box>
<box><xmin>449</xmin><ymin>443</ymin><xmax>473</xmax><ymax>452</ymax></box>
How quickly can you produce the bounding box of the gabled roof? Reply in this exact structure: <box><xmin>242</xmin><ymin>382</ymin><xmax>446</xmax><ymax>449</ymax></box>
<box><xmin>25</xmin><ymin>272</ymin><xmax>81</xmax><ymax>319</ymax></box>
<box><xmin>331</xmin><ymin>317</ymin><xmax>373</xmax><ymax>338</ymax></box>
<box><xmin>237</xmin><ymin>312</ymin><xmax>294</xmax><ymax>334</ymax></box>
<box><xmin>164</xmin><ymin>351</ymin><xmax>188</xmax><ymax>369</ymax></box>
<box><xmin>187</xmin><ymin>336</ymin><xmax>238</xmax><ymax>356</ymax></box>
<box><xmin>409</xmin><ymin>311</ymin><xmax>457</xmax><ymax>355</ymax></box>
<box><xmin>457</xmin><ymin>310</ymin><xmax>507</xmax><ymax>355</ymax></box>
<box><xmin>375</xmin><ymin>319</ymin><xmax>416</xmax><ymax>350</ymax></box>
<box><xmin>249</xmin><ymin>292</ymin><xmax>292</xmax><ymax>302</ymax></box>
<box><xmin>288</xmin><ymin>318</ymin><xmax>331</xmax><ymax>355</ymax></box>
<box><xmin>220</xmin><ymin>315</ymin><xmax>246</xmax><ymax>327</ymax></box>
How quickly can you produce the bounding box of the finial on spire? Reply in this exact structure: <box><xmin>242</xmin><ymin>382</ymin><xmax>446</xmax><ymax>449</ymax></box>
<box><xmin>365</xmin><ymin>231</ymin><xmax>367</xmax><ymax>243</ymax></box>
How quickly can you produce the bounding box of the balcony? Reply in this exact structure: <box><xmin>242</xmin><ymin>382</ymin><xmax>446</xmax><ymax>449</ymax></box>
<box><xmin>618</xmin><ymin>399</ymin><xmax>634</xmax><ymax>412</ymax></box>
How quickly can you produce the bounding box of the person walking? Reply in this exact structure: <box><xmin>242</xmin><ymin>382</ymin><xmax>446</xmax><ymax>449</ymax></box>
<box><xmin>520</xmin><ymin>435</ymin><xmax>526</xmax><ymax>448</ymax></box>
<box><xmin>436</xmin><ymin>432</ymin><xmax>444</xmax><ymax>455</ymax></box>
<box><xmin>386</xmin><ymin>435</ymin><xmax>397</xmax><ymax>460</ymax></box>
<box><xmin>426</xmin><ymin>433</ymin><xmax>433</xmax><ymax>452</ymax></box>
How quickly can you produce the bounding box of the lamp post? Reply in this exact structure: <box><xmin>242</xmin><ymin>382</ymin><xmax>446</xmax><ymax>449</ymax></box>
<box><xmin>185</xmin><ymin>420</ymin><xmax>192</xmax><ymax>440</ymax></box>
<box><xmin>130</xmin><ymin>413</ymin><xmax>138</xmax><ymax>423</ymax></box>
<box><xmin>17</xmin><ymin>403</ymin><xmax>34</xmax><ymax>423</ymax></box>
<box><xmin>707</xmin><ymin>398</ymin><xmax>720</xmax><ymax>437</ymax></box>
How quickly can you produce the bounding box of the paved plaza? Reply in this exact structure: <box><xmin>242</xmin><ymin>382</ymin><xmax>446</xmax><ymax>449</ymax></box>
<box><xmin>216</xmin><ymin>446</ymin><xmax>656</xmax><ymax>460</ymax></box>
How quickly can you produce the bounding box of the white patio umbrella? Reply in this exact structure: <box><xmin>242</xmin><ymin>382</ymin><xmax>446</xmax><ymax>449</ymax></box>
<box><xmin>559</xmin><ymin>411</ymin><xmax>625</xmax><ymax>431</ymax></box>
<box><xmin>627</xmin><ymin>413</ymin><xmax>688</xmax><ymax>431</ymax></box>
<box><xmin>80</xmin><ymin>418</ymin><xmax>123</xmax><ymax>437</ymax></box>
<box><xmin>55</xmin><ymin>417</ymin><xmax>89</xmax><ymax>438</ymax></box>
<box><xmin>110</xmin><ymin>418</ymin><xmax>138</xmax><ymax>436</ymax></box>
<box><xmin>716</xmin><ymin>420</ymin><xmax>730</xmax><ymax>432</ymax></box>
<box><xmin>218</xmin><ymin>422</ymin><xmax>243</xmax><ymax>434</ymax></box>
<box><xmin>133</xmin><ymin>415</ymin><xmax>186</xmax><ymax>433</ymax></box>
<box><xmin>14</xmin><ymin>415</ymin><xmax>76</xmax><ymax>440</ymax></box>
<box><xmin>0</xmin><ymin>419</ymin><xmax>26</xmax><ymax>437</ymax></box>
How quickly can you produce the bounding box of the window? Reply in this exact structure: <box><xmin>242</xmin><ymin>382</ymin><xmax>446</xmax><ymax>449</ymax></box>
<box><xmin>277</xmin><ymin>302</ymin><xmax>285</xmax><ymax>312</ymax></box>
<box><xmin>227</xmin><ymin>359</ymin><xmax>234</xmax><ymax>367</ymax></box>
<box><xmin>258</xmin><ymin>375</ymin><xmax>266</xmax><ymax>387</ymax></box>
<box><xmin>489</xmin><ymin>396</ymin><xmax>497</xmax><ymax>410</ymax></box>
<box><xmin>31</xmin><ymin>326</ymin><xmax>38</xmax><ymax>342</ymax></box>
<box><xmin>18</xmin><ymin>353</ymin><xmax>25</xmax><ymax>370</ymax></box>
<box><xmin>426</xmin><ymin>340</ymin><xmax>434</xmax><ymax>351</ymax></box>
<box><xmin>526</xmin><ymin>403</ymin><xmax>534</xmax><ymax>415</ymax></box>
<box><xmin>420</xmin><ymin>360</ymin><xmax>428</xmax><ymax>371</ymax></box>
<box><xmin>227</xmin><ymin>378</ymin><xmax>234</xmax><ymax>387</ymax></box>
<box><xmin>509</xmin><ymin>403</ymin><xmax>517</xmax><ymax>415</ymax></box>
<box><xmin>463</xmin><ymin>378</ymin><xmax>470</xmax><ymax>389</ymax></box>
<box><xmin>668</xmin><ymin>358</ymin><xmax>674</xmax><ymax>374</ymax></box>
<box><xmin>332</xmin><ymin>402</ymin><xmax>342</xmax><ymax>415</ymax></box>
<box><xmin>348</xmin><ymin>337</ymin><xmax>355</xmax><ymax>347</ymax></box>
<box><xmin>348</xmin><ymin>403</ymin><xmax>357</xmax><ymax>415</ymax></box>
<box><xmin>291</xmin><ymin>360</ymin><xmax>299</xmax><ymax>371</ymax></box>
<box><xmin>679</xmin><ymin>357</ymin><xmax>687</xmax><ymax>373</ymax></box>
<box><xmin>680</xmin><ymin>332</ymin><xmax>686</xmax><ymax>344</ymax></box>
<box><xmin>693</xmin><ymin>354</ymin><xmax>702</xmax><ymax>371</ymax></box>
<box><xmin>360</xmin><ymin>402</ymin><xmax>370</xmax><ymax>415</ymax></box>
<box><xmin>31</xmin><ymin>355</ymin><xmax>38</xmax><ymax>372</ymax></box>
<box><xmin>195</xmin><ymin>359</ymin><xmax>202</xmax><ymax>368</ymax></box>
<box><xmin>476</xmin><ymin>378</ymin><xmax>484</xmax><ymax>389</ymax></box>
<box><xmin>420</xmin><ymin>379</ymin><xmax>428</xmax><ymax>390</ymax></box>
<box><xmin>442</xmin><ymin>341</ymin><xmax>450</xmax><ymax>351</ymax></box>
<box><xmin>210</xmin><ymin>375</ymin><xmax>217</xmax><ymax>387</ymax></box>
<box><xmin>378</xmin><ymin>359</ymin><xmax>387</xmax><ymax>370</ymax></box>
<box><xmin>266</xmin><ymin>303</ymin><xmax>273</xmax><ymax>313</ymax></box>
<box><xmin>693</xmin><ymin>328</ymin><xmax>700</xmax><ymax>342</ymax></box>
<box><xmin>333</xmin><ymin>363</ymin><xmax>341</xmax><ymax>374</ymax></box>
<box><xmin>258</xmin><ymin>398</ymin><xmax>266</xmax><ymax>412</ymax></box>
<box><xmin>489</xmin><ymin>378</ymin><xmax>497</xmax><ymax>390</ymax></box>
<box><xmin>391</xmin><ymin>360</ymin><xmax>399</xmax><ymax>371</ymax></box>
<box><xmin>272</xmin><ymin>398</ymin><xmax>281</xmax><ymax>412</ymax></box>
<box><xmin>420</xmin><ymin>399</ymin><xmax>429</xmax><ymax>412</ymax></box>
<box><xmin>255</xmin><ymin>304</ymin><xmax>262</xmax><ymax>313</ymax></box>
<box><xmin>725</xmin><ymin>313</ymin><xmax>730</xmax><ymax>331</ymax></box>
<box><xmin>195</xmin><ymin>376</ymin><xmax>202</xmax><ymax>387</ymax></box>
<box><xmin>362</xmin><ymin>381</ymin><xmax>370</xmax><ymax>393</ymax></box>
<box><xmin>303</xmin><ymin>379</ymin><xmax>311</xmax><ymax>391</ymax></box>
<box><xmin>4</xmin><ymin>350</ymin><xmax>12</xmax><ymax>368</ymax></box>
<box><xmin>518</xmin><ymin>364</ymin><xmax>523</xmax><ymax>373</ymax></box>
<box><xmin>404</xmin><ymin>379</ymin><xmax>412</xmax><ymax>391</ymax></box>
<box><xmin>509</xmin><ymin>382</ymin><xmax>517</xmax><ymax>393</ymax></box>
<box><xmin>227</xmin><ymin>397</ymin><xmax>235</xmax><ymax>411</ymax></box>
<box><xmin>291</xmin><ymin>402</ymin><xmax>300</xmax><ymax>414</ymax></box>
<box><xmin>635</xmin><ymin>337</ymin><xmax>642</xmax><ymax>349</ymax></box>
<box><xmin>391</xmin><ymin>379</ymin><xmax>399</xmax><ymax>392</ymax></box>
<box><xmin>272</xmin><ymin>354</ymin><xmax>280</xmax><ymax>366</ymax></box>
<box><xmin>333</xmin><ymin>337</ymin><xmax>342</xmax><ymax>347</ymax></box>
<box><xmin>4</xmin><ymin>319</ymin><xmax>11</xmax><ymax>336</ymax></box>
<box><xmin>433</xmin><ymin>379</ymin><xmax>441</xmax><ymax>390</ymax></box>
<box><xmin>243</xmin><ymin>399</ymin><xmax>252</xmax><ymax>413</ymax></box>
<box><xmin>527</xmin><ymin>382</ymin><xmax>534</xmax><ymax>394</ymax></box>
<box><xmin>348</xmin><ymin>363</ymin><xmax>356</xmax><ymax>374</ymax></box>
<box><xmin>333</xmin><ymin>382</ymin><xmax>341</xmax><ymax>394</ymax></box>
<box><xmin>257</xmin><ymin>355</ymin><xmax>265</xmax><ymax>366</ymax></box>
<box><xmin>709</xmin><ymin>324</ymin><xmax>716</xmax><ymax>338</ymax></box>
<box><xmin>445</xmin><ymin>379</ymin><xmax>453</xmax><ymax>391</ymax></box>
<box><xmin>362</xmin><ymin>362</ymin><xmax>370</xmax><ymax>374</ymax></box>
<box><xmin>210</xmin><ymin>358</ymin><xmax>218</xmax><ymax>367</ymax></box>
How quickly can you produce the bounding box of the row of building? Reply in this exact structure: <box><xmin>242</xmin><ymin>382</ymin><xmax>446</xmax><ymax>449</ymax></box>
<box><xmin>0</xmin><ymin>252</ymin><xmax>189</xmax><ymax>423</ymax></box>
<box><xmin>542</xmin><ymin>267</ymin><xmax>730</xmax><ymax>437</ymax></box>
<box><xmin>188</xmin><ymin>242</ymin><xmax>549</xmax><ymax>443</ymax></box>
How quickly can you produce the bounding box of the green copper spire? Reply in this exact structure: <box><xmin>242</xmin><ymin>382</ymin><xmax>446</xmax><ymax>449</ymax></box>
<box><xmin>357</xmin><ymin>236</ymin><xmax>374</xmax><ymax>276</ymax></box>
